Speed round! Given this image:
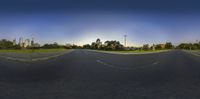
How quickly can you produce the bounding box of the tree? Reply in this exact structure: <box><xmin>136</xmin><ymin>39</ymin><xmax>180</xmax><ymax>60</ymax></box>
<box><xmin>91</xmin><ymin>42</ymin><xmax>97</xmax><ymax>49</ymax></box>
<box><xmin>155</xmin><ymin>44</ymin><xmax>162</xmax><ymax>50</ymax></box>
<box><xmin>96</xmin><ymin>38</ymin><xmax>101</xmax><ymax>43</ymax></box>
<box><xmin>104</xmin><ymin>40</ymin><xmax>123</xmax><ymax>50</ymax></box>
<box><xmin>193</xmin><ymin>43</ymin><xmax>200</xmax><ymax>50</ymax></box>
<box><xmin>42</xmin><ymin>42</ymin><xmax>61</xmax><ymax>49</ymax></box>
<box><xmin>0</xmin><ymin>39</ymin><xmax>15</xmax><ymax>49</ymax></box>
<box><xmin>177</xmin><ymin>43</ymin><xmax>194</xmax><ymax>50</ymax></box>
<box><xmin>165</xmin><ymin>42</ymin><xmax>173</xmax><ymax>49</ymax></box>
<box><xmin>142</xmin><ymin>44</ymin><xmax>149</xmax><ymax>50</ymax></box>
<box><xmin>83</xmin><ymin>44</ymin><xmax>91</xmax><ymax>49</ymax></box>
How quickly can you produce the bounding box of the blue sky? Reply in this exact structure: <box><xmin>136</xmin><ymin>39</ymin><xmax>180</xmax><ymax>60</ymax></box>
<box><xmin>0</xmin><ymin>0</ymin><xmax>200</xmax><ymax>46</ymax></box>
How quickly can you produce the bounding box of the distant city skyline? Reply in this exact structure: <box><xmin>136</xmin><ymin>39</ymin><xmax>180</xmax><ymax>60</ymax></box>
<box><xmin>0</xmin><ymin>0</ymin><xmax>200</xmax><ymax>47</ymax></box>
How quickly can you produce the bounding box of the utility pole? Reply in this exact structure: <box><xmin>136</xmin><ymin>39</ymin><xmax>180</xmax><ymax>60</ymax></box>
<box><xmin>124</xmin><ymin>35</ymin><xmax>127</xmax><ymax>47</ymax></box>
<box><xmin>31</xmin><ymin>33</ymin><xmax>35</xmax><ymax>46</ymax></box>
<box><xmin>30</xmin><ymin>33</ymin><xmax>35</xmax><ymax>52</ymax></box>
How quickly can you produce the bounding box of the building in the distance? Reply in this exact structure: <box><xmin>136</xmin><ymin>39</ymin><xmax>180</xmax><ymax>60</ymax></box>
<box><xmin>24</xmin><ymin>39</ymin><xmax>31</xmax><ymax>48</ymax></box>
<box><xmin>14</xmin><ymin>37</ymin><xmax>40</xmax><ymax>48</ymax></box>
<box><xmin>19</xmin><ymin>37</ymin><xmax>24</xmax><ymax>47</ymax></box>
<box><xmin>13</xmin><ymin>38</ymin><xmax>16</xmax><ymax>46</ymax></box>
<box><xmin>31</xmin><ymin>38</ymin><xmax>34</xmax><ymax>47</ymax></box>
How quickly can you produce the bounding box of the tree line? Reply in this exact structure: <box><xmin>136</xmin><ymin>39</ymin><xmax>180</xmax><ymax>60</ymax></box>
<box><xmin>0</xmin><ymin>39</ymin><xmax>73</xmax><ymax>49</ymax></box>
<box><xmin>82</xmin><ymin>39</ymin><xmax>174</xmax><ymax>50</ymax></box>
<box><xmin>1</xmin><ymin>38</ymin><xmax>200</xmax><ymax>50</ymax></box>
<box><xmin>177</xmin><ymin>42</ymin><xmax>200</xmax><ymax>50</ymax></box>
<box><xmin>142</xmin><ymin>42</ymin><xmax>173</xmax><ymax>50</ymax></box>
<box><xmin>83</xmin><ymin>38</ymin><xmax>124</xmax><ymax>50</ymax></box>
<box><xmin>0</xmin><ymin>39</ymin><xmax>21</xmax><ymax>49</ymax></box>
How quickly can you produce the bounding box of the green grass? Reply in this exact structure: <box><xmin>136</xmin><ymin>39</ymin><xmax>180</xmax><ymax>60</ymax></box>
<box><xmin>99</xmin><ymin>49</ymin><xmax>171</xmax><ymax>53</ymax></box>
<box><xmin>0</xmin><ymin>48</ymin><xmax>67</xmax><ymax>53</ymax></box>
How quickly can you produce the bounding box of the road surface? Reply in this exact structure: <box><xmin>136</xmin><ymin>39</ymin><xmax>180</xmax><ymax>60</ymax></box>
<box><xmin>0</xmin><ymin>49</ymin><xmax>200</xmax><ymax>99</ymax></box>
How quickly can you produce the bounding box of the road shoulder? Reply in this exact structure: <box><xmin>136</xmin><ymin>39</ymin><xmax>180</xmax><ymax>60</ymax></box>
<box><xmin>0</xmin><ymin>49</ymin><xmax>74</xmax><ymax>62</ymax></box>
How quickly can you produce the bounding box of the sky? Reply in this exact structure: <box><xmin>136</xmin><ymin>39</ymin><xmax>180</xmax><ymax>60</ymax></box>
<box><xmin>0</xmin><ymin>0</ymin><xmax>200</xmax><ymax>46</ymax></box>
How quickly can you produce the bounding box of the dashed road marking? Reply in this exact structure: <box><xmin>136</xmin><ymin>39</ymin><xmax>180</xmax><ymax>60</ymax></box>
<box><xmin>85</xmin><ymin>50</ymin><xmax>160</xmax><ymax>71</ymax></box>
<box><xmin>153</xmin><ymin>62</ymin><xmax>158</xmax><ymax>65</ymax></box>
<box><xmin>96</xmin><ymin>59</ymin><xmax>159</xmax><ymax>70</ymax></box>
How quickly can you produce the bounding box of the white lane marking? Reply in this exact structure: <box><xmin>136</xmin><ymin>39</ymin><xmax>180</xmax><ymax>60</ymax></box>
<box><xmin>153</xmin><ymin>62</ymin><xmax>158</xmax><ymax>65</ymax></box>
<box><xmin>96</xmin><ymin>59</ymin><xmax>122</xmax><ymax>69</ymax></box>
<box><xmin>96</xmin><ymin>59</ymin><xmax>159</xmax><ymax>70</ymax></box>
<box><xmin>86</xmin><ymin>50</ymin><xmax>160</xmax><ymax>70</ymax></box>
<box><xmin>96</xmin><ymin>60</ymin><xmax>107</xmax><ymax>65</ymax></box>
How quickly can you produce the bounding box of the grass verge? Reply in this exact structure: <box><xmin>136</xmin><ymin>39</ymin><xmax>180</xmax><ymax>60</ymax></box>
<box><xmin>0</xmin><ymin>48</ymin><xmax>67</xmax><ymax>53</ymax></box>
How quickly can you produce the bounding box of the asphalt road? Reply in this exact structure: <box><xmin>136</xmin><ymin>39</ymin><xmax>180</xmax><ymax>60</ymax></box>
<box><xmin>0</xmin><ymin>49</ymin><xmax>200</xmax><ymax>99</ymax></box>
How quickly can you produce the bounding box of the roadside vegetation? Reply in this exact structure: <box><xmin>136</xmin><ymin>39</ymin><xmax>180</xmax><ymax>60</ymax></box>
<box><xmin>0</xmin><ymin>39</ymin><xmax>72</xmax><ymax>53</ymax></box>
<box><xmin>82</xmin><ymin>38</ymin><xmax>174</xmax><ymax>53</ymax></box>
<box><xmin>0</xmin><ymin>48</ymin><xmax>67</xmax><ymax>53</ymax></box>
<box><xmin>1</xmin><ymin>38</ymin><xmax>200</xmax><ymax>53</ymax></box>
<box><xmin>177</xmin><ymin>43</ymin><xmax>200</xmax><ymax>50</ymax></box>
<box><xmin>82</xmin><ymin>38</ymin><xmax>200</xmax><ymax>53</ymax></box>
